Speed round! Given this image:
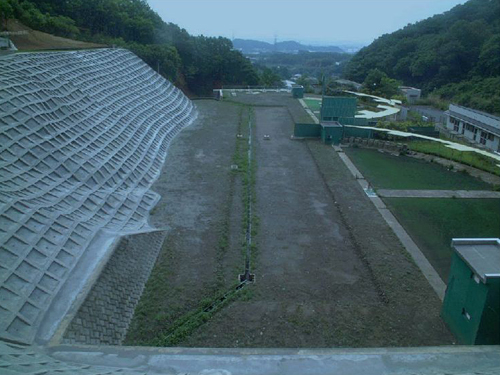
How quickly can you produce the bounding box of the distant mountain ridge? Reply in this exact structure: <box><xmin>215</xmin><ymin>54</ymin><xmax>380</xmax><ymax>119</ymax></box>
<box><xmin>233</xmin><ymin>38</ymin><xmax>344</xmax><ymax>54</ymax></box>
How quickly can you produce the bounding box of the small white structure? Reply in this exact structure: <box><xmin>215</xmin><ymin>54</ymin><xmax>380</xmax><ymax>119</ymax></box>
<box><xmin>399</xmin><ymin>86</ymin><xmax>421</xmax><ymax>104</ymax></box>
<box><xmin>446</xmin><ymin>104</ymin><xmax>500</xmax><ymax>153</ymax></box>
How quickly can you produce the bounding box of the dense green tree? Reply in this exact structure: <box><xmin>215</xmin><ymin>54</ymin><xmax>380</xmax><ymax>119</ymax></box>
<box><xmin>362</xmin><ymin>69</ymin><xmax>401</xmax><ymax>98</ymax></box>
<box><xmin>343</xmin><ymin>0</ymin><xmax>500</xmax><ymax>113</ymax></box>
<box><xmin>4</xmin><ymin>0</ymin><xmax>259</xmax><ymax>95</ymax></box>
<box><xmin>259</xmin><ymin>67</ymin><xmax>284</xmax><ymax>87</ymax></box>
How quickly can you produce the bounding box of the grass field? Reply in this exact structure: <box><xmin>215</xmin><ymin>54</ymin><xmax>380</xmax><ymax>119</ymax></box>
<box><xmin>303</xmin><ymin>98</ymin><xmax>321</xmax><ymax>112</ymax></box>
<box><xmin>384</xmin><ymin>198</ymin><xmax>500</xmax><ymax>281</ymax></box>
<box><xmin>345</xmin><ymin>147</ymin><xmax>492</xmax><ymax>190</ymax></box>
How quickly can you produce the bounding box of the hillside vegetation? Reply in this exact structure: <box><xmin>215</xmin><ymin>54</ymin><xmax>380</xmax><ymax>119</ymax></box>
<box><xmin>0</xmin><ymin>0</ymin><xmax>259</xmax><ymax>95</ymax></box>
<box><xmin>344</xmin><ymin>0</ymin><xmax>500</xmax><ymax>114</ymax></box>
<box><xmin>251</xmin><ymin>51</ymin><xmax>352</xmax><ymax>81</ymax></box>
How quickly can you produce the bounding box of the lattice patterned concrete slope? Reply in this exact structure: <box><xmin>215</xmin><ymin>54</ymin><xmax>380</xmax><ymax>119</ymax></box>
<box><xmin>0</xmin><ymin>48</ymin><xmax>196</xmax><ymax>344</ymax></box>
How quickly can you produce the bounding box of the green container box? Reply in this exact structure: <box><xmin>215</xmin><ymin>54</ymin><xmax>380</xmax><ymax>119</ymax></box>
<box><xmin>292</xmin><ymin>86</ymin><xmax>304</xmax><ymax>99</ymax></box>
<box><xmin>321</xmin><ymin>122</ymin><xmax>343</xmax><ymax>145</ymax></box>
<box><xmin>441</xmin><ymin>239</ymin><xmax>500</xmax><ymax>345</ymax></box>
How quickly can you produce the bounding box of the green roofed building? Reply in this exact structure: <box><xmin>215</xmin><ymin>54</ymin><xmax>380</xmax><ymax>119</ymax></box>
<box><xmin>442</xmin><ymin>238</ymin><xmax>500</xmax><ymax>345</ymax></box>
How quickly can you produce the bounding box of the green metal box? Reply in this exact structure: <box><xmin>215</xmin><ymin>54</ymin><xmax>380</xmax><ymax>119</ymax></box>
<box><xmin>441</xmin><ymin>238</ymin><xmax>500</xmax><ymax>345</ymax></box>
<box><xmin>321</xmin><ymin>122</ymin><xmax>343</xmax><ymax>145</ymax></box>
<box><xmin>292</xmin><ymin>86</ymin><xmax>304</xmax><ymax>99</ymax></box>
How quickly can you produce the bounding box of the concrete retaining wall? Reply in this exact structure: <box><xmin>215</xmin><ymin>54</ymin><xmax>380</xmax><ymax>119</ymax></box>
<box><xmin>62</xmin><ymin>230</ymin><xmax>166</xmax><ymax>345</ymax></box>
<box><xmin>343</xmin><ymin>137</ymin><xmax>408</xmax><ymax>154</ymax></box>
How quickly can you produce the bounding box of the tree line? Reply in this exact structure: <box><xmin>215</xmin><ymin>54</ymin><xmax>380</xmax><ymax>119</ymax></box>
<box><xmin>0</xmin><ymin>0</ymin><xmax>261</xmax><ymax>95</ymax></box>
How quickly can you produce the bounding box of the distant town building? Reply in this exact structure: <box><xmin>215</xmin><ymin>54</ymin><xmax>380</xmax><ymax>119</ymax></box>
<box><xmin>399</xmin><ymin>86</ymin><xmax>421</xmax><ymax>104</ymax></box>
<box><xmin>445</xmin><ymin>104</ymin><xmax>500</xmax><ymax>153</ymax></box>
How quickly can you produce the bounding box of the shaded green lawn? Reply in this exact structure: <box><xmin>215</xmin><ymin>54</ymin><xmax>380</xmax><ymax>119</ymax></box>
<box><xmin>345</xmin><ymin>147</ymin><xmax>492</xmax><ymax>190</ymax></box>
<box><xmin>384</xmin><ymin>198</ymin><xmax>500</xmax><ymax>282</ymax></box>
<box><xmin>303</xmin><ymin>98</ymin><xmax>321</xmax><ymax>112</ymax></box>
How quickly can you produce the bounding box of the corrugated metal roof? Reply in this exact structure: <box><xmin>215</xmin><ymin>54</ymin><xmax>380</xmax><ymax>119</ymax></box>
<box><xmin>452</xmin><ymin>239</ymin><xmax>500</xmax><ymax>283</ymax></box>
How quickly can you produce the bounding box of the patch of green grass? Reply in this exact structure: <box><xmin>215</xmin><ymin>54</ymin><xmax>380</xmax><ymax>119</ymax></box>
<box><xmin>153</xmin><ymin>284</ymin><xmax>244</xmax><ymax>346</ymax></box>
<box><xmin>303</xmin><ymin>98</ymin><xmax>321</xmax><ymax>112</ymax></box>
<box><xmin>345</xmin><ymin>147</ymin><xmax>492</xmax><ymax>190</ymax></box>
<box><xmin>385</xmin><ymin>198</ymin><xmax>500</xmax><ymax>281</ymax></box>
<box><xmin>407</xmin><ymin>141</ymin><xmax>500</xmax><ymax>176</ymax></box>
<box><xmin>233</xmin><ymin>107</ymin><xmax>259</xmax><ymax>271</ymax></box>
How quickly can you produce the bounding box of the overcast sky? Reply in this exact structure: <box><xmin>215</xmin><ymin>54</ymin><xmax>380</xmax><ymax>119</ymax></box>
<box><xmin>148</xmin><ymin>0</ymin><xmax>468</xmax><ymax>46</ymax></box>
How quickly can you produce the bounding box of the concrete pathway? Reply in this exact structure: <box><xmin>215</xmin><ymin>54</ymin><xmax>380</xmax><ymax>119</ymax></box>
<box><xmin>4</xmin><ymin>340</ymin><xmax>500</xmax><ymax>375</ymax></box>
<box><xmin>377</xmin><ymin>189</ymin><xmax>500</xmax><ymax>198</ymax></box>
<box><xmin>335</xmin><ymin>148</ymin><xmax>447</xmax><ymax>300</ymax></box>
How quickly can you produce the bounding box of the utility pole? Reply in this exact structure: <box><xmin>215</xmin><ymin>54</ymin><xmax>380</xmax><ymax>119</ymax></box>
<box><xmin>322</xmin><ymin>74</ymin><xmax>325</xmax><ymax>99</ymax></box>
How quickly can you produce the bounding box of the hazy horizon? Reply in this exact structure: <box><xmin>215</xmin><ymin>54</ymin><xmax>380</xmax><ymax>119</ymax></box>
<box><xmin>148</xmin><ymin>0</ymin><xmax>468</xmax><ymax>46</ymax></box>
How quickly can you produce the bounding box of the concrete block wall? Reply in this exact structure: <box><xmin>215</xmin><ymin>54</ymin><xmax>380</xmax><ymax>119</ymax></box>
<box><xmin>0</xmin><ymin>48</ymin><xmax>195</xmax><ymax>344</ymax></box>
<box><xmin>62</xmin><ymin>231</ymin><xmax>166</xmax><ymax>345</ymax></box>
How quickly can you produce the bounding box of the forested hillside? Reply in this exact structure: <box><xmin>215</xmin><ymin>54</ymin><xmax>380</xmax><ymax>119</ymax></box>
<box><xmin>0</xmin><ymin>0</ymin><xmax>260</xmax><ymax>95</ymax></box>
<box><xmin>233</xmin><ymin>39</ymin><xmax>344</xmax><ymax>54</ymax></box>
<box><xmin>344</xmin><ymin>0</ymin><xmax>500</xmax><ymax>114</ymax></box>
<box><xmin>251</xmin><ymin>51</ymin><xmax>352</xmax><ymax>79</ymax></box>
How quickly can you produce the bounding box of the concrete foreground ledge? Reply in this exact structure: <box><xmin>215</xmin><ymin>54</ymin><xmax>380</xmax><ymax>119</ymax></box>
<box><xmin>45</xmin><ymin>344</ymin><xmax>500</xmax><ymax>375</ymax></box>
<box><xmin>2</xmin><ymin>339</ymin><xmax>500</xmax><ymax>375</ymax></box>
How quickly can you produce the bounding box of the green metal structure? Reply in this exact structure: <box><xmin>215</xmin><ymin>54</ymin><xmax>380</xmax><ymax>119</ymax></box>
<box><xmin>321</xmin><ymin>122</ymin><xmax>343</xmax><ymax>145</ymax></box>
<box><xmin>320</xmin><ymin>96</ymin><xmax>357</xmax><ymax>122</ymax></box>
<box><xmin>293</xmin><ymin>95</ymin><xmax>378</xmax><ymax>142</ymax></box>
<box><xmin>442</xmin><ymin>238</ymin><xmax>500</xmax><ymax>345</ymax></box>
<box><xmin>292</xmin><ymin>86</ymin><xmax>304</xmax><ymax>99</ymax></box>
<box><xmin>293</xmin><ymin>123</ymin><xmax>321</xmax><ymax>138</ymax></box>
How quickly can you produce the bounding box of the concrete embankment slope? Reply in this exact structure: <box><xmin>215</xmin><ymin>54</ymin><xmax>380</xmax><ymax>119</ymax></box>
<box><xmin>0</xmin><ymin>48</ymin><xmax>195</xmax><ymax>344</ymax></box>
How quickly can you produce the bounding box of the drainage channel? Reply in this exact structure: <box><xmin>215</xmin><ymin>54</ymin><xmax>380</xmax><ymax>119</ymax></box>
<box><xmin>239</xmin><ymin>114</ymin><xmax>255</xmax><ymax>283</ymax></box>
<box><xmin>155</xmin><ymin>111</ymin><xmax>255</xmax><ymax>345</ymax></box>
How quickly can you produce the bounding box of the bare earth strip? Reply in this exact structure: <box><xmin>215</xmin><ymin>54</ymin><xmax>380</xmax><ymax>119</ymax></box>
<box><xmin>179</xmin><ymin>96</ymin><xmax>453</xmax><ymax>348</ymax></box>
<box><xmin>127</xmin><ymin>93</ymin><xmax>453</xmax><ymax>347</ymax></box>
<box><xmin>7</xmin><ymin>20</ymin><xmax>106</xmax><ymax>50</ymax></box>
<box><xmin>125</xmin><ymin>101</ymin><xmax>243</xmax><ymax>344</ymax></box>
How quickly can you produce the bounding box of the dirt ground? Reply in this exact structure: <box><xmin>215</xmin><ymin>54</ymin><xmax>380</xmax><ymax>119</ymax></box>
<box><xmin>127</xmin><ymin>92</ymin><xmax>454</xmax><ymax>347</ymax></box>
<box><xmin>125</xmin><ymin>101</ymin><xmax>244</xmax><ymax>344</ymax></box>
<box><xmin>7</xmin><ymin>19</ymin><xmax>105</xmax><ymax>50</ymax></box>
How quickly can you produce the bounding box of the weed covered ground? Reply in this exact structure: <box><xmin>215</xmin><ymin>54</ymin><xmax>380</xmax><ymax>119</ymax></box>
<box><xmin>408</xmin><ymin>141</ymin><xmax>500</xmax><ymax>176</ymax></box>
<box><xmin>384</xmin><ymin>198</ymin><xmax>500</xmax><ymax>281</ymax></box>
<box><xmin>345</xmin><ymin>147</ymin><xmax>493</xmax><ymax>190</ymax></box>
<box><xmin>126</xmin><ymin>93</ymin><xmax>453</xmax><ymax>348</ymax></box>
